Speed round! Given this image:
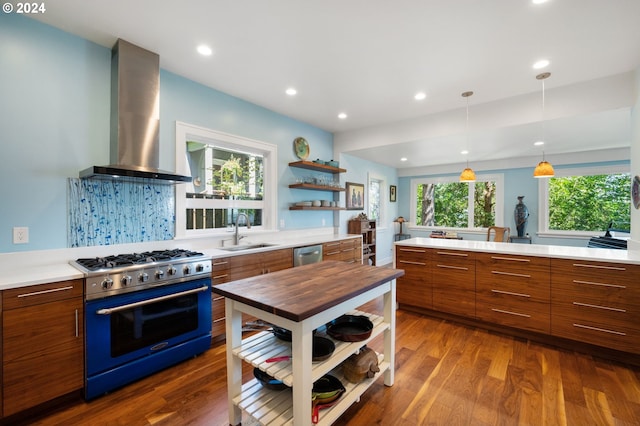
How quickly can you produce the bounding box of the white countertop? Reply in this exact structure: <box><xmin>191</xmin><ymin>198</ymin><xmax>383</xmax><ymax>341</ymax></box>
<box><xmin>0</xmin><ymin>232</ymin><xmax>359</xmax><ymax>291</ymax></box>
<box><xmin>394</xmin><ymin>237</ymin><xmax>640</xmax><ymax>264</ymax></box>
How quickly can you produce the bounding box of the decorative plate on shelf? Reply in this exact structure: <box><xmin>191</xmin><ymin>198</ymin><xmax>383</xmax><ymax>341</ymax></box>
<box><xmin>632</xmin><ymin>175</ymin><xmax>640</xmax><ymax>209</ymax></box>
<box><xmin>293</xmin><ymin>137</ymin><xmax>309</xmax><ymax>160</ymax></box>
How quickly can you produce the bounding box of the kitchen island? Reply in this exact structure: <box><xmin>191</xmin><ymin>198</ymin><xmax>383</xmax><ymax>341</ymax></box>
<box><xmin>394</xmin><ymin>237</ymin><xmax>640</xmax><ymax>364</ymax></box>
<box><xmin>213</xmin><ymin>260</ymin><xmax>404</xmax><ymax>426</ymax></box>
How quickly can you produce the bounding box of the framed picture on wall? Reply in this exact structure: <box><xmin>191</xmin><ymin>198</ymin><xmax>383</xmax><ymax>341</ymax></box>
<box><xmin>390</xmin><ymin>185</ymin><xmax>397</xmax><ymax>202</ymax></box>
<box><xmin>346</xmin><ymin>182</ymin><xmax>365</xmax><ymax>210</ymax></box>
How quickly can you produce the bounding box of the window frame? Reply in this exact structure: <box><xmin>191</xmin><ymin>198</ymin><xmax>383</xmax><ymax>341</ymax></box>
<box><xmin>537</xmin><ymin>164</ymin><xmax>630</xmax><ymax>239</ymax></box>
<box><xmin>174</xmin><ymin>121</ymin><xmax>278</xmax><ymax>239</ymax></box>
<box><xmin>409</xmin><ymin>173</ymin><xmax>504</xmax><ymax>234</ymax></box>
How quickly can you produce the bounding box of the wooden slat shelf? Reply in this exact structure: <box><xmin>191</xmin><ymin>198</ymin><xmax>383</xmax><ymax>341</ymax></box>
<box><xmin>288</xmin><ymin>161</ymin><xmax>346</xmax><ymax>174</ymax></box>
<box><xmin>288</xmin><ymin>183</ymin><xmax>345</xmax><ymax>192</ymax></box>
<box><xmin>289</xmin><ymin>206</ymin><xmax>345</xmax><ymax>211</ymax></box>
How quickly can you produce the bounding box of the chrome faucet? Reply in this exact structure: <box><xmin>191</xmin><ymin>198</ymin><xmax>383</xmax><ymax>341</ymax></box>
<box><xmin>234</xmin><ymin>213</ymin><xmax>251</xmax><ymax>245</ymax></box>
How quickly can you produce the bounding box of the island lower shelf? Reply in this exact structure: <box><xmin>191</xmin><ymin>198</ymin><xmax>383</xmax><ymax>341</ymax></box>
<box><xmin>236</xmin><ymin>354</ymin><xmax>389</xmax><ymax>426</ymax></box>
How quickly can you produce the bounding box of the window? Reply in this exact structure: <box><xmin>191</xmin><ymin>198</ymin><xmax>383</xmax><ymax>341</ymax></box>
<box><xmin>175</xmin><ymin>122</ymin><xmax>277</xmax><ymax>238</ymax></box>
<box><xmin>368</xmin><ymin>177</ymin><xmax>381</xmax><ymax>225</ymax></box>
<box><xmin>411</xmin><ymin>174</ymin><xmax>504</xmax><ymax>231</ymax></box>
<box><xmin>538</xmin><ymin>165</ymin><xmax>630</xmax><ymax>236</ymax></box>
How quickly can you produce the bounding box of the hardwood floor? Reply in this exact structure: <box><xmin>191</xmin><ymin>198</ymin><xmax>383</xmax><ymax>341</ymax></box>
<box><xmin>8</xmin><ymin>301</ymin><xmax>640</xmax><ymax>426</ymax></box>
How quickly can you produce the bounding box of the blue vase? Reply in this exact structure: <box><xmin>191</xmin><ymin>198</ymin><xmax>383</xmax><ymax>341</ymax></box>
<box><xmin>514</xmin><ymin>196</ymin><xmax>529</xmax><ymax>237</ymax></box>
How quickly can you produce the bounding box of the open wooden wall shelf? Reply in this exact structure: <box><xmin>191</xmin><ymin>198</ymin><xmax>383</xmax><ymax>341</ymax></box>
<box><xmin>288</xmin><ymin>183</ymin><xmax>345</xmax><ymax>192</ymax></box>
<box><xmin>288</xmin><ymin>160</ymin><xmax>346</xmax><ymax>174</ymax></box>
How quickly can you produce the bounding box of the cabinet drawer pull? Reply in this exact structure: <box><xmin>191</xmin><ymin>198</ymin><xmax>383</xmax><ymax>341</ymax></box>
<box><xmin>213</xmin><ymin>274</ymin><xmax>229</xmax><ymax>280</ymax></box>
<box><xmin>326</xmin><ymin>250</ymin><xmax>341</xmax><ymax>255</ymax></box>
<box><xmin>398</xmin><ymin>260</ymin><xmax>426</xmax><ymax>266</ymax></box>
<box><xmin>491</xmin><ymin>256</ymin><xmax>530</xmax><ymax>263</ymax></box>
<box><xmin>573</xmin><ymin>323</ymin><xmax>626</xmax><ymax>336</ymax></box>
<box><xmin>75</xmin><ymin>309</ymin><xmax>79</xmax><ymax>338</ymax></box>
<box><xmin>16</xmin><ymin>285</ymin><xmax>74</xmax><ymax>298</ymax></box>
<box><xmin>491</xmin><ymin>308</ymin><xmax>530</xmax><ymax>318</ymax></box>
<box><xmin>436</xmin><ymin>264</ymin><xmax>468</xmax><ymax>271</ymax></box>
<box><xmin>325</xmin><ymin>243</ymin><xmax>340</xmax><ymax>247</ymax></box>
<box><xmin>572</xmin><ymin>302</ymin><xmax>626</xmax><ymax>313</ymax></box>
<box><xmin>436</xmin><ymin>251</ymin><xmax>468</xmax><ymax>257</ymax></box>
<box><xmin>213</xmin><ymin>261</ymin><xmax>229</xmax><ymax>266</ymax></box>
<box><xmin>491</xmin><ymin>270</ymin><xmax>531</xmax><ymax>278</ymax></box>
<box><xmin>572</xmin><ymin>279</ymin><xmax>625</xmax><ymax>289</ymax></box>
<box><xmin>399</xmin><ymin>248</ymin><xmax>426</xmax><ymax>253</ymax></box>
<box><xmin>491</xmin><ymin>289</ymin><xmax>531</xmax><ymax>298</ymax></box>
<box><xmin>572</xmin><ymin>263</ymin><xmax>625</xmax><ymax>271</ymax></box>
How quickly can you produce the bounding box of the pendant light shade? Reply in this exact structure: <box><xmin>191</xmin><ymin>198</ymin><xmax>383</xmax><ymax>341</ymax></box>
<box><xmin>534</xmin><ymin>159</ymin><xmax>555</xmax><ymax>178</ymax></box>
<box><xmin>460</xmin><ymin>166</ymin><xmax>477</xmax><ymax>182</ymax></box>
<box><xmin>533</xmin><ymin>73</ymin><xmax>554</xmax><ymax>178</ymax></box>
<box><xmin>459</xmin><ymin>91</ymin><xmax>476</xmax><ymax>182</ymax></box>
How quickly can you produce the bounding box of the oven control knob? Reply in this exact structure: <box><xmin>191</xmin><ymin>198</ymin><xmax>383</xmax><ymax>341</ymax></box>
<box><xmin>183</xmin><ymin>265</ymin><xmax>192</xmax><ymax>275</ymax></box>
<box><xmin>167</xmin><ymin>266</ymin><xmax>177</xmax><ymax>276</ymax></box>
<box><xmin>139</xmin><ymin>272</ymin><xmax>149</xmax><ymax>283</ymax></box>
<box><xmin>196</xmin><ymin>264</ymin><xmax>204</xmax><ymax>273</ymax></box>
<box><xmin>101</xmin><ymin>277</ymin><xmax>114</xmax><ymax>289</ymax></box>
<box><xmin>155</xmin><ymin>270</ymin><xmax>165</xmax><ymax>279</ymax></box>
<box><xmin>121</xmin><ymin>275</ymin><xmax>132</xmax><ymax>286</ymax></box>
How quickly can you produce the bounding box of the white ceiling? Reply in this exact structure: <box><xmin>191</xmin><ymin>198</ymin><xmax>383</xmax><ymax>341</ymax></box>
<box><xmin>30</xmin><ymin>0</ymin><xmax>640</xmax><ymax>169</ymax></box>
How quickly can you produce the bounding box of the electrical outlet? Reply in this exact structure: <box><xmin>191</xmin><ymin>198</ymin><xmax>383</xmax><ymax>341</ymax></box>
<box><xmin>280</xmin><ymin>219</ymin><xmax>285</xmax><ymax>228</ymax></box>
<box><xmin>322</xmin><ymin>218</ymin><xmax>326</xmax><ymax>226</ymax></box>
<box><xmin>13</xmin><ymin>227</ymin><xmax>29</xmax><ymax>244</ymax></box>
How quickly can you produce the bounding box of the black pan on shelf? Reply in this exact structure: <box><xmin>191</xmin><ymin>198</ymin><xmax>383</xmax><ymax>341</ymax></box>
<box><xmin>326</xmin><ymin>315</ymin><xmax>374</xmax><ymax>342</ymax></box>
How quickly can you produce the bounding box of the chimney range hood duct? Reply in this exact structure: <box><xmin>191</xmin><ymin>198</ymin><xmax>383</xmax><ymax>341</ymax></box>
<box><xmin>80</xmin><ymin>39</ymin><xmax>191</xmax><ymax>184</ymax></box>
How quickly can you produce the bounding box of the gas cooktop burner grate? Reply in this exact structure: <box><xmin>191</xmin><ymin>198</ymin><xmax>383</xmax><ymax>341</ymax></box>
<box><xmin>75</xmin><ymin>249</ymin><xmax>204</xmax><ymax>271</ymax></box>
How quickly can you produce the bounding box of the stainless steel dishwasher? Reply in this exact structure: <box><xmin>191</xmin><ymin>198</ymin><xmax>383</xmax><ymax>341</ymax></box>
<box><xmin>293</xmin><ymin>244</ymin><xmax>323</xmax><ymax>266</ymax></box>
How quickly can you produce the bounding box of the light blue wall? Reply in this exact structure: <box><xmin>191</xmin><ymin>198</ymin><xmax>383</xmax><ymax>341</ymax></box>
<box><xmin>398</xmin><ymin>160</ymin><xmax>630</xmax><ymax>247</ymax></box>
<box><xmin>0</xmin><ymin>14</ymin><xmax>333</xmax><ymax>253</ymax></box>
<box><xmin>337</xmin><ymin>154</ymin><xmax>399</xmax><ymax>264</ymax></box>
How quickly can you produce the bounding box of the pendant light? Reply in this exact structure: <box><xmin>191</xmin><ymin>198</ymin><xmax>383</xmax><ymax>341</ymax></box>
<box><xmin>533</xmin><ymin>72</ymin><xmax>555</xmax><ymax>178</ymax></box>
<box><xmin>459</xmin><ymin>91</ymin><xmax>476</xmax><ymax>182</ymax></box>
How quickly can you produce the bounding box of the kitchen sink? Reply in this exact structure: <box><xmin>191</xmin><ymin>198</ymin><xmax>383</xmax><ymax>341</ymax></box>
<box><xmin>219</xmin><ymin>243</ymin><xmax>278</xmax><ymax>252</ymax></box>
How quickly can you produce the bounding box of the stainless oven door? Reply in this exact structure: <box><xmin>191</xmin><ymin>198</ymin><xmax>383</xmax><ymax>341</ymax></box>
<box><xmin>85</xmin><ymin>278</ymin><xmax>211</xmax><ymax>399</ymax></box>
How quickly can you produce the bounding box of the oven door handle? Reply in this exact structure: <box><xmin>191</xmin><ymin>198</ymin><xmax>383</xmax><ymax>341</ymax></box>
<box><xmin>95</xmin><ymin>285</ymin><xmax>209</xmax><ymax>315</ymax></box>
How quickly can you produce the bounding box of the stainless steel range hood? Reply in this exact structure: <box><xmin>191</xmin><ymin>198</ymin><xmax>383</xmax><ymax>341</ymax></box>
<box><xmin>80</xmin><ymin>39</ymin><xmax>191</xmax><ymax>184</ymax></box>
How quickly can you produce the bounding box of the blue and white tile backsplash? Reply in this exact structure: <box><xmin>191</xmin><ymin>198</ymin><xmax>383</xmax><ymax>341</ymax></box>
<box><xmin>68</xmin><ymin>179</ymin><xmax>175</xmax><ymax>247</ymax></box>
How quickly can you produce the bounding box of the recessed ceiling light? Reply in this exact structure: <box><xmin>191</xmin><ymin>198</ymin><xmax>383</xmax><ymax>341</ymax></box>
<box><xmin>338</xmin><ymin>113</ymin><xmax>347</xmax><ymax>119</ymax></box>
<box><xmin>285</xmin><ymin>88</ymin><xmax>297</xmax><ymax>96</ymax></box>
<box><xmin>532</xmin><ymin>0</ymin><xmax>549</xmax><ymax>4</ymax></box>
<box><xmin>400</xmin><ymin>157</ymin><xmax>408</xmax><ymax>162</ymax></box>
<box><xmin>533</xmin><ymin>59</ymin><xmax>550</xmax><ymax>69</ymax></box>
<box><xmin>461</xmin><ymin>150</ymin><xmax>469</xmax><ymax>155</ymax></box>
<box><xmin>534</xmin><ymin>141</ymin><xmax>545</xmax><ymax>146</ymax></box>
<box><xmin>414</xmin><ymin>92</ymin><xmax>426</xmax><ymax>101</ymax></box>
<box><xmin>197</xmin><ymin>45</ymin><xmax>213</xmax><ymax>56</ymax></box>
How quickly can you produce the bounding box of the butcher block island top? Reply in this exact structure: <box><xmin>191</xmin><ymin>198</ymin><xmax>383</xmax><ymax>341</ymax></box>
<box><xmin>213</xmin><ymin>260</ymin><xmax>405</xmax><ymax>322</ymax></box>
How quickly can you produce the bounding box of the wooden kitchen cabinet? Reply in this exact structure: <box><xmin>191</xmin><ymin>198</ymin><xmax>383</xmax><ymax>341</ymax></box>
<box><xmin>476</xmin><ymin>253</ymin><xmax>551</xmax><ymax>334</ymax></box>
<box><xmin>2</xmin><ymin>279</ymin><xmax>83</xmax><ymax>417</ymax></box>
<box><xmin>211</xmin><ymin>248</ymin><xmax>294</xmax><ymax>337</ymax></box>
<box><xmin>550</xmin><ymin>258</ymin><xmax>640</xmax><ymax>354</ymax></box>
<box><xmin>395</xmin><ymin>246</ymin><xmax>432</xmax><ymax>309</ymax></box>
<box><xmin>348</xmin><ymin>219</ymin><xmax>376</xmax><ymax>265</ymax></box>
<box><xmin>432</xmin><ymin>249</ymin><xmax>476</xmax><ymax>318</ymax></box>
<box><xmin>322</xmin><ymin>238</ymin><xmax>361</xmax><ymax>264</ymax></box>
